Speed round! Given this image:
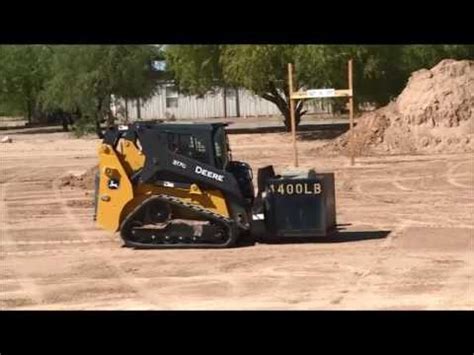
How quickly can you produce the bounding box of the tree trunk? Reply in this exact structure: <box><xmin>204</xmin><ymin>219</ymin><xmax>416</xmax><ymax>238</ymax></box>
<box><xmin>352</xmin><ymin>95</ymin><xmax>360</xmax><ymax>115</ymax></box>
<box><xmin>61</xmin><ymin>111</ymin><xmax>69</xmax><ymax>132</ymax></box>
<box><xmin>105</xmin><ymin>99</ymin><xmax>115</xmax><ymax>127</ymax></box>
<box><xmin>62</xmin><ymin>120</ymin><xmax>69</xmax><ymax>132</ymax></box>
<box><xmin>223</xmin><ymin>87</ymin><xmax>227</xmax><ymax>118</ymax></box>
<box><xmin>106</xmin><ymin>113</ymin><xmax>115</xmax><ymax>127</ymax></box>
<box><xmin>282</xmin><ymin>107</ymin><xmax>304</xmax><ymax>132</ymax></box>
<box><xmin>95</xmin><ymin>119</ymin><xmax>103</xmax><ymax>139</ymax></box>
<box><xmin>261</xmin><ymin>88</ymin><xmax>306</xmax><ymax>132</ymax></box>
<box><xmin>235</xmin><ymin>87</ymin><xmax>240</xmax><ymax>118</ymax></box>
<box><xmin>26</xmin><ymin>100</ymin><xmax>32</xmax><ymax>125</ymax></box>
<box><xmin>125</xmin><ymin>99</ymin><xmax>129</xmax><ymax>123</ymax></box>
<box><xmin>136</xmin><ymin>98</ymin><xmax>141</xmax><ymax>119</ymax></box>
<box><xmin>95</xmin><ymin>97</ymin><xmax>104</xmax><ymax>139</ymax></box>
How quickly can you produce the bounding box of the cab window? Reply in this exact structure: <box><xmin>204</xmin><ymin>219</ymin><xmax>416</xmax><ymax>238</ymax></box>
<box><xmin>167</xmin><ymin>133</ymin><xmax>209</xmax><ymax>165</ymax></box>
<box><xmin>213</xmin><ymin>128</ymin><xmax>230</xmax><ymax>169</ymax></box>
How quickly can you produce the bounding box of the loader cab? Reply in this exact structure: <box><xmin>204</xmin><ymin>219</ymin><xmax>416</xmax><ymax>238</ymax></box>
<box><xmin>162</xmin><ymin>123</ymin><xmax>254</xmax><ymax>202</ymax></box>
<box><xmin>121</xmin><ymin>121</ymin><xmax>254</xmax><ymax>202</ymax></box>
<box><xmin>163</xmin><ymin>123</ymin><xmax>231</xmax><ymax>170</ymax></box>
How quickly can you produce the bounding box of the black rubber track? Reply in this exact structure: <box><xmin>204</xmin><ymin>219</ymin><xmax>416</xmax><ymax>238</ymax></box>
<box><xmin>119</xmin><ymin>194</ymin><xmax>239</xmax><ymax>249</ymax></box>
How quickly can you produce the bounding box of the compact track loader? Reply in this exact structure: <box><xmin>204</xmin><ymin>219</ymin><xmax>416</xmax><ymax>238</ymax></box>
<box><xmin>95</xmin><ymin>121</ymin><xmax>336</xmax><ymax>248</ymax></box>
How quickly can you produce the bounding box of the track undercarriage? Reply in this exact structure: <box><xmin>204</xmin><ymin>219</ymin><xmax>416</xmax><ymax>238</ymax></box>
<box><xmin>119</xmin><ymin>194</ymin><xmax>239</xmax><ymax>249</ymax></box>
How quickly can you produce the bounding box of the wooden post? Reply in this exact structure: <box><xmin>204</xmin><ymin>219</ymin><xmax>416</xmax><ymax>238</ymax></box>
<box><xmin>288</xmin><ymin>63</ymin><xmax>298</xmax><ymax>168</ymax></box>
<box><xmin>348</xmin><ymin>58</ymin><xmax>354</xmax><ymax>166</ymax></box>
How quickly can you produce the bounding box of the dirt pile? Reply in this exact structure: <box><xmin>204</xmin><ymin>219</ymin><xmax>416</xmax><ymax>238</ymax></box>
<box><xmin>60</xmin><ymin>165</ymin><xmax>98</xmax><ymax>190</ymax></box>
<box><xmin>322</xmin><ymin>59</ymin><xmax>474</xmax><ymax>155</ymax></box>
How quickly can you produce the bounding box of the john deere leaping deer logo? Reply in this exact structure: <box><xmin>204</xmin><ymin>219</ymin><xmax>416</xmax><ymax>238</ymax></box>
<box><xmin>108</xmin><ymin>179</ymin><xmax>120</xmax><ymax>189</ymax></box>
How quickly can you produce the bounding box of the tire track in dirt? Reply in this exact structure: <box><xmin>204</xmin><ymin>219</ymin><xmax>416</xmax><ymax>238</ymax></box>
<box><xmin>391</xmin><ymin>173</ymin><xmax>415</xmax><ymax>192</ymax></box>
<box><xmin>390</xmin><ymin>161</ymin><xmax>437</xmax><ymax>192</ymax></box>
<box><xmin>343</xmin><ymin>160</ymin><xmax>472</xmax><ymax>309</ymax></box>
<box><xmin>389</xmin><ymin>225</ymin><xmax>472</xmax><ymax>310</ymax></box>
<box><xmin>325</xmin><ymin>176</ymin><xmax>403</xmax><ymax>307</ymax></box>
<box><xmin>390</xmin><ymin>160</ymin><xmax>472</xmax><ymax>192</ymax></box>
<box><xmin>446</xmin><ymin>161</ymin><xmax>472</xmax><ymax>189</ymax></box>
<box><xmin>51</xmin><ymin>179</ymin><xmax>169</xmax><ymax>309</ymax></box>
<box><xmin>327</xmin><ymin>234</ymin><xmax>403</xmax><ymax>307</ymax></box>
<box><xmin>324</xmin><ymin>159</ymin><xmax>468</xmax><ymax>307</ymax></box>
<box><xmin>426</xmin><ymin>249</ymin><xmax>473</xmax><ymax>309</ymax></box>
<box><xmin>1</xmin><ymin>182</ymin><xmax>45</xmax><ymax>306</ymax></box>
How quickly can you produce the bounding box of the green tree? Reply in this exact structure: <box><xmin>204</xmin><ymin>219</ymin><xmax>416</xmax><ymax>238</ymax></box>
<box><xmin>3</xmin><ymin>45</ymin><xmax>472</xmax><ymax>133</ymax></box>
<box><xmin>0</xmin><ymin>45</ymin><xmax>52</xmax><ymax>123</ymax></box>
<box><xmin>165</xmin><ymin>45</ymin><xmax>223</xmax><ymax>96</ymax></box>
<box><xmin>400</xmin><ymin>44</ymin><xmax>474</xmax><ymax>74</ymax></box>
<box><xmin>221</xmin><ymin>45</ymin><xmax>303</xmax><ymax>129</ymax></box>
<box><xmin>166</xmin><ymin>44</ymin><xmax>474</xmax><ymax>130</ymax></box>
<box><xmin>166</xmin><ymin>45</ymin><xmax>387</xmax><ymax>130</ymax></box>
<box><xmin>41</xmin><ymin>45</ymin><xmax>162</xmax><ymax>135</ymax></box>
<box><xmin>167</xmin><ymin>45</ymin><xmax>316</xmax><ymax>130</ymax></box>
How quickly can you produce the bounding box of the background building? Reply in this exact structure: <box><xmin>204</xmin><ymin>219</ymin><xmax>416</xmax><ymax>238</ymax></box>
<box><xmin>117</xmin><ymin>82</ymin><xmax>334</xmax><ymax>121</ymax></box>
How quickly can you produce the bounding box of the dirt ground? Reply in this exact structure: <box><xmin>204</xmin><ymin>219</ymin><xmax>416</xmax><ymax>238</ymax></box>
<box><xmin>1</xmin><ymin>130</ymin><xmax>472</xmax><ymax>310</ymax></box>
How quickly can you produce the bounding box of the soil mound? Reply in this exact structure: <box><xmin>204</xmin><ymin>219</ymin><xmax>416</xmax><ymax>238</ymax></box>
<box><xmin>60</xmin><ymin>165</ymin><xmax>98</xmax><ymax>190</ymax></box>
<box><xmin>322</xmin><ymin>59</ymin><xmax>474</xmax><ymax>155</ymax></box>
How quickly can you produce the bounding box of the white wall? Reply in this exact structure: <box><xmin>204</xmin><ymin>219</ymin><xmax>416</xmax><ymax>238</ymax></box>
<box><xmin>120</xmin><ymin>84</ymin><xmax>332</xmax><ymax>120</ymax></box>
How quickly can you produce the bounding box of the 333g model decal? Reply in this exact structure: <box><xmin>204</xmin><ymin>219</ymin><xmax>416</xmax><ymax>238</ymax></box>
<box><xmin>268</xmin><ymin>182</ymin><xmax>322</xmax><ymax>195</ymax></box>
